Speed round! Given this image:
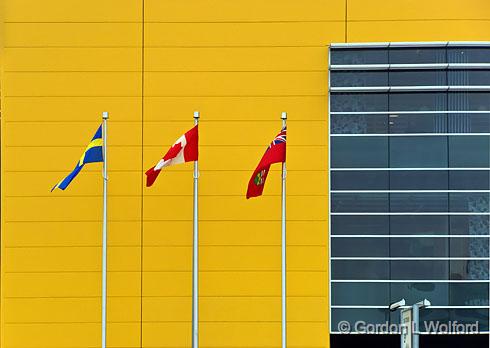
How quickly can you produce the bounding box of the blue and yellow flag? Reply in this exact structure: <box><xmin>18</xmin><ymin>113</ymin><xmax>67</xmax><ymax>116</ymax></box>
<box><xmin>51</xmin><ymin>125</ymin><xmax>104</xmax><ymax>191</ymax></box>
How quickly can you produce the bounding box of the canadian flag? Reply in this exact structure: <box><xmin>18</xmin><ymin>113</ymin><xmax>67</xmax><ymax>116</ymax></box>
<box><xmin>145</xmin><ymin>125</ymin><xmax>199</xmax><ymax>187</ymax></box>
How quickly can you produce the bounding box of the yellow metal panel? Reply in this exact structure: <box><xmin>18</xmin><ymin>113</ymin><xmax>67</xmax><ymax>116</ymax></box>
<box><xmin>145</xmin><ymin>22</ymin><xmax>344</xmax><ymax>47</ymax></box>
<box><xmin>144</xmin><ymin>96</ymin><xmax>327</xmax><ymax>121</ymax></box>
<box><xmin>142</xmin><ymin>323</ymin><xmax>190</xmax><ymax>347</ymax></box>
<box><xmin>145</xmin><ymin>47</ymin><xmax>328</xmax><ymax>71</ymax></box>
<box><xmin>145</xmin><ymin>0</ymin><xmax>345</xmax><ymax>22</ymax></box>
<box><xmin>3</xmin><ymin>96</ymin><xmax>142</xmax><ymax>121</ymax></box>
<box><xmin>348</xmin><ymin>0</ymin><xmax>490</xmax><ymax>20</ymax></box>
<box><xmin>3</xmin><ymin>72</ymin><xmax>142</xmax><ymax>96</ymax></box>
<box><xmin>4</xmin><ymin>0</ymin><xmax>142</xmax><ymax>22</ymax></box>
<box><xmin>4</xmin><ymin>48</ymin><xmax>142</xmax><ymax>72</ymax></box>
<box><xmin>348</xmin><ymin>20</ymin><xmax>490</xmax><ymax>42</ymax></box>
<box><xmin>4</xmin><ymin>23</ymin><xmax>142</xmax><ymax>47</ymax></box>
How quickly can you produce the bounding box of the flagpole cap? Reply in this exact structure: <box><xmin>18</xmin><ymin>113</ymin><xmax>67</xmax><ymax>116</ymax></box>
<box><xmin>194</xmin><ymin>111</ymin><xmax>200</xmax><ymax>119</ymax></box>
<box><xmin>281</xmin><ymin>112</ymin><xmax>287</xmax><ymax>120</ymax></box>
<box><xmin>102</xmin><ymin>111</ymin><xmax>109</xmax><ymax>120</ymax></box>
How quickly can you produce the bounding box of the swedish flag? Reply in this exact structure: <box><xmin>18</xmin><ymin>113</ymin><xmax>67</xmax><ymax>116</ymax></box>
<box><xmin>51</xmin><ymin>125</ymin><xmax>104</xmax><ymax>191</ymax></box>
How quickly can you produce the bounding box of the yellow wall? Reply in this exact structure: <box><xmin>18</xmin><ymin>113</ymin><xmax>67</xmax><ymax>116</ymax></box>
<box><xmin>1</xmin><ymin>0</ymin><xmax>489</xmax><ymax>347</ymax></box>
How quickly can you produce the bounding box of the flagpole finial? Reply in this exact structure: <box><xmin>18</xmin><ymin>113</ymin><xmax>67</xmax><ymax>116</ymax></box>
<box><xmin>102</xmin><ymin>112</ymin><xmax>109</xmax><ymax>120</ymax></box>
<box><xmin>281</xmin><ymin>112</ymin><xmax>287</xmax><ymax>120</ymax></box>
<box><xmin>194</xmin><ymin>111</ymin><xmax>200</xmax><ymax>119</ymax></box>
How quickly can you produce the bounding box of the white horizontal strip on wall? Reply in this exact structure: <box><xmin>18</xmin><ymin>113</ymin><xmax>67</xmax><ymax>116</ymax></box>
<box><xmin>331</xmin><ymin>257</ymin><xmax>490</xmax><ymax>261</ymax></box>
<box><xmin>330</xmin><ymin>86</ymin><xmax>490</xmax><ymax>93</ymax></box>
<box><xmin>331</xmin><ymin>190</ymin><xmax>490</xmax><ymax>193</ymax></box>
<box><xmin>331</xmin><ymin>213</ymin><xmax>490</xmax><ymax>216</ymax></box>
<box><xmin>331</xmin><ymin>279</ymin><xmax>489</xmax><ymax>283</ymax></box>
<box><xmin>331</xmin><ymin>110</ymin><xmax>490</xmax><ymax>115</ymax></box>
<box><xmin>331</xmin><ymin>168</ymin><xmax>490</xmax><ymax>171</ymax></box>
<box><xmin>331</xmin><ymin>133</ymin><xmax>490</xmax><ymax>137</ymax></box>
<box><xmin>330</xmin><ymin>63</ymin><xmax>490</xmax><ymax>71</ymax></box>
<box><xmin>330</xmin><ymin>41</ymin><xmax>490</xmax><ymax>48</ymax></box>
<box><xmin>331</xmin><ymin>305</ymin><xmax>490</xmax><ymax>309</ymax></box>
<box><xmin>331</xmin><ymin>235</ymin><xmax>490</xmax><ymax>238</ymax></box>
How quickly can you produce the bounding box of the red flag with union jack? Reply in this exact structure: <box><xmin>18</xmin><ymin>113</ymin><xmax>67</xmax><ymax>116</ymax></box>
<box><xmin>246</xmin><ymin>127</ymin><xmax>286</xmax><ymax>199</ymax></box>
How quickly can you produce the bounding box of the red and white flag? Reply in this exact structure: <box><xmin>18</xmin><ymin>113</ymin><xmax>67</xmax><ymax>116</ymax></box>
<box><xmin>145</xmin><ymin>125</ymin><xmax>198</xmax><ymax>187</ymax></box>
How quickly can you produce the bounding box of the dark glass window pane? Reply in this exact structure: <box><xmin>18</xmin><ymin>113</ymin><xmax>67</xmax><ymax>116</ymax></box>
<box><xmin>390</xmin><ymin>93</ymin><xmax>447</xmax><ymax>111</ymax></box>
<box><xmin>332</xmin><ymin>309</ymin><xmax>389</xmax><ymax>331</ymax></box>
<box><xmin>390</xmin><ymin>136</ymin><xmax>447</xmax><ymax>168</ymax></box>
<box><xmin>450</xmin><ymin>260</ymin><xmax>489</xmax><ymax>280</ymax></box>
<box><xmin>449</xmin><ymin>70</ymin><xmax>490</xmax><ymax>86</ymax></box>
<box><xmin>390</xmin><ymin>193</ymin><xmax>448</xmax><ymax>212</ymax></box>
<box><xmin>332</xmin><ymin>260</ymin><xmax>389</xmax><ymax>280</ymax></box>
<box><xmin>332</xmin><ymin>237</ymin><xmax>389</xmax><ymax>257</ymax></box>
<box><xmin>390</xmin><ymin>171</ymin><xmax>448</xmax><ymax>190</ymax></box>
<box><xmin>449</xmin><ymin>136</ymin><xmax>490</xmax><ymax>167</ymax></box>
<box><xmin>419</xmin><ymin>309</ymin><xmax>451</xmax><ymax>332</ymax></box>
<box><xmin>331</xmin><ymin>171</ymin><xmax>388</xmax><ymax>190</ymax></box>
<box><xmin>450</xmin><ymin>237</ymin><xmax>489</xmax><ymax>257</ymax></box>
<box><xmin>448</xmin><ymin>92</ymin><xmax>490</xmax><ymax>111</ymax></box>
<box><xmin>389</xmin><ymin>113</ymin><xmax>447</xmax><ymax>133</ymax></box>
<box><xmin>332</xmin><ymin>193</ymin><xmax>388</xmax><ymax>212</ymax></box>
<box><xmin>389</xmin><ymin>48</ymin><xmax>446</xmax><ymax>64</ymax></box>
<box><xmin>331</xmin><ymin>93</ymin><xmax>388</xmax><ymax>112</ymax></box>
<box><xmin>391</xmin><ymin>215</ymin><xmax>449</xmax><ymax>235</ymax></box>
<box><xmin>391</xmin><ymin>260</ymin><xmax>449</xmax><ymax>280</ymax></box>
<box><xmin>448</xmin><ymin>113</ymin><xmax>490</xmax><ymax>133</ymax></box>
<box><xmin>332</xmin><ymin>137</ymin><xmax>388</xmax><ymax>168</ymax></box>
<box><xmin>450</xmin><ymin>216</ymin><xmax>489</xmax><ymax>235</ymax></box>
<box><xmin>331</xmin><ymin>71</ymin><xmax>388</xmax><ymax>87</ymax></box>
<box><xmin>391</xmin><ymin>238</ymin><xmax>448</xmax><ymax>257</ymax></box>
<box><xmin>391</xmin><ymin>283</ymin><xmax>449</xmax><ymax>306</ymax></box>
<box><xmin>332</xmin><ymin>283</ymin><xmax>389</xmax><ymax>305</ymax></box>
<box><xmin>449</xmin><ymin>192</ymin><xmax>490</xmax><ymax>212</ymax></box>
<box><xmin>331</xmin><ymin>49</ymin><xmax>388</xmax><ymax>65</ymax></box>
<box><xmin>331</xmin><ymin>215</ymin><xmax>389</xmax><ymax>235</ymax></box>
<box><xmin>390</xmin><ymin>70</ymin><xmax>446</xmax><ymax>86</ymax></box>
<box><xmin>450</xmin><ymin>283</ymin><xmax>489</xmax><ymax>306</ymax></box>
<box><xmin>449</xmin><ymin>309</ymin><xmax>489</xmax><ymax>332</ymax></box>
<box><xmin>449</xmin><ymin>171</ymin><xmax>490</xmax><ymax>190</ymax></box>
<box><xmin>331</xmin><ymin>114</ymin><xmax>388</xmax><ymax>134</ymax></box>
<box><xmin>448</xmin><ymin>48</ymin><xmax>490</xmax><ymax>63</ymax></box>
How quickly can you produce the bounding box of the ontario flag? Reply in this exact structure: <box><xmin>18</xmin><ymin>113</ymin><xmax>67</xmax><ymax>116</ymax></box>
<box><xmin>246</xmin><ymin>127</ymin><xmax>286</xmax><ymax>199</ymax></box>
<box><xmin>145</xmin><ymin>125</ymin><xmax>198</xmax><ymax>187</ymax></box>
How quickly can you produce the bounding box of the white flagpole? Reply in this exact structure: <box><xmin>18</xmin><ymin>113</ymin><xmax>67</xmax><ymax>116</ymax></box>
<box><xmin>192</xmin><ymin>111</ymin><xmax>200</xmax><ymax>348</ymax></box>
<box><xmin>101</xmin><ymin>111</ymin><xmax>108</xmax><ymax>348</ymax></box>
<box><xmin>281</xmin><ymin>111</ymin><xmax>287</xmax><ymax>348</ymax></box>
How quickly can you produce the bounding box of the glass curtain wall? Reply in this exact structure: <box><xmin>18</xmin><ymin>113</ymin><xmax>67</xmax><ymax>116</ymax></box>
<box><xmin>329</xmin><ymin>43</ymin><xmax>490</xmax><ymax>334</ymax></box>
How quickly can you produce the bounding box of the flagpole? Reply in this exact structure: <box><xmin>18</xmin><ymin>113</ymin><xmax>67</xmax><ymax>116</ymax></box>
<box><xmin>281</xmin><ymin>111</ymin><xmax>287</xmax><ymax>348</ymax></box>
<box><xmin>101</xmin><ymin>111</ymin><xmax>108</xmax><ymax>348</ymax></box>
<box><xmin>192</xmin><ymin>111</ymin><xmax>200</xmax><ymax>348</ymax></box>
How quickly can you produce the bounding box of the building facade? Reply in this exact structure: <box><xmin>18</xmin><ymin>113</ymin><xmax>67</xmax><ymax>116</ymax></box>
<box><xmin>1</xmin><ymin>1</ymin><xmax>490</xmax><ymax>348</ymax></box>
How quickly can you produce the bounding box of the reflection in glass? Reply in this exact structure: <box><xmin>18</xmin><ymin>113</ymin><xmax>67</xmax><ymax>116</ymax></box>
<box><xmin>390</xmin><ymin>93</ymin><xmax>447</xmax><ymax>111</ymax></box>
<box><xmin>391</xmin><ymin>260</ymin><xmax>448</xmax><ymax>280</ymax></box>
<box><xmin>390</xmin><ymin>136</ymin><xmax>447</xmax><ymax>168</ymax></box>
<box><xmin>332</xmin><ymin>308</ymin><xmax>388</xmax><ymax>331</ymax></box>
<box><xmin>331</xmin><ymin>215</ymin><xmax>389</xmax><ymax>235</ymax></box>
<box><xmin>449</xmin><ymin>193</ymin><xmax>489</xmax><ymax>212</ymax></box>
<box><xmin>449</xmin><ymin>136</ymin><xmax>489</xmax><ymax>167</ymax></box>
<box><xmin>331</xmin><ymin>114</ymin><xmax>387</xmax><ymax>134</ymax></box>
<box><xmin>449</xmin><ymin>309</ymin><xmax>489</xmax><ymax>331</ymax></box>
<box><xmin>390</xmin><ymin>171</ymin><xmax>448</xmax><ymax>190</ymax></box>
<box><xmin>332</xmin><ymin>237</ymin><xmax>389</xmax><ymax>257</ymax></box>
<box><xmin>331</xmin><ymin>170</ymin><xmax>388</xmax><ymax>190</ymax></box>
<box><xmin>450</xmin><ymin>237</ymin><xmax>489</xmax><ymax>258</ymax></box>
<box><xmin>332</xmin><ymin>283</ymin><xmax>389</xmax><ymax>305</ymax></box>
<box><xmin>448</xmin><ymin>92</ymin><xmax>490</xmax><ymax>111</ymax></box>
<box><xmin>450</xmin><ymin>216</ymin><xmax>490</xmax><ymax>235</ymax></box>
<box><xmin>332</xmin><ymin>260</ymin><xmax>389</xmax><ymax>280</ymax></box>
<box><xmin>449</xmin><ymin>171</ymin><xmax>490</xmax><ymax>190</ymax></box>
<box><xmin>391</xmin><ymin>282</ymin><xmax>448</xmax><ymax>306</ymax></box>
<box><xmin>389</xmin><ymin>48</ymin><xmax>446</xmax><ymax>64</ymax></box>
<box><xmin>390</xmin><ymin>70</ymin><xmax>446</xmax><ymax>86</ymax></box>
<box><xmin>331</xmin><ymin>93</ymin><xmax>388</xmax><ymax>112</ymax></box>
<box><xmin>389</xmin><ymin>113</ymin><xmax>447</xmax><ymax>133</ymax></box>
<box><xmin>448</xmin><ymin>48</ymin><xmax>490</xmax><ymax>63</ymax></box>
<box><xmin>391</xmin><ymin>215</ymin><xmax>448</xmax><ymax>235</ymax></box>
<box><xmin>331</xmin><ymin>49</ymin><xmax>388</xmax><ymax>65</ymax></box>
<box><xmin>332</xmin><ymin>193</ymin><xmax>388</xmax><ymax>212</ymax></box>
<box><xmin>450</xmin><ymin>283</ymin><xmax>489</xmax><ymax>306</ymax></box>
<box><xmin>449</xmin><ymin>70</ymin><xmax>490</xmax><ymax>86</ymax></box>
<box><xmin>331</xmin><ymin>71</ymin><xmax>388</xmax><ymax>87</ymax></box>
<box><xmin>390</xmin><ymin>193</ymin><xmax>448</xmax><ymax>212</ymax></box>
<box><xmin>391</xmin><ymin>238</ymin><xmax>448</xmax><ymax>257</ymax></box>
<box><xmin>450</xmin><ymin>260</ymin><xmax>489</xmax><ymax>280</ymax></box>
<box><xmin>332</xmin><ymin>137</ymin><xmax>388</xmax><ymax>168</ymax></box>
<box><xmin>448</xmin><ymin>113</ymin><xmax>490</xmax><ymax>133</ymax></box>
